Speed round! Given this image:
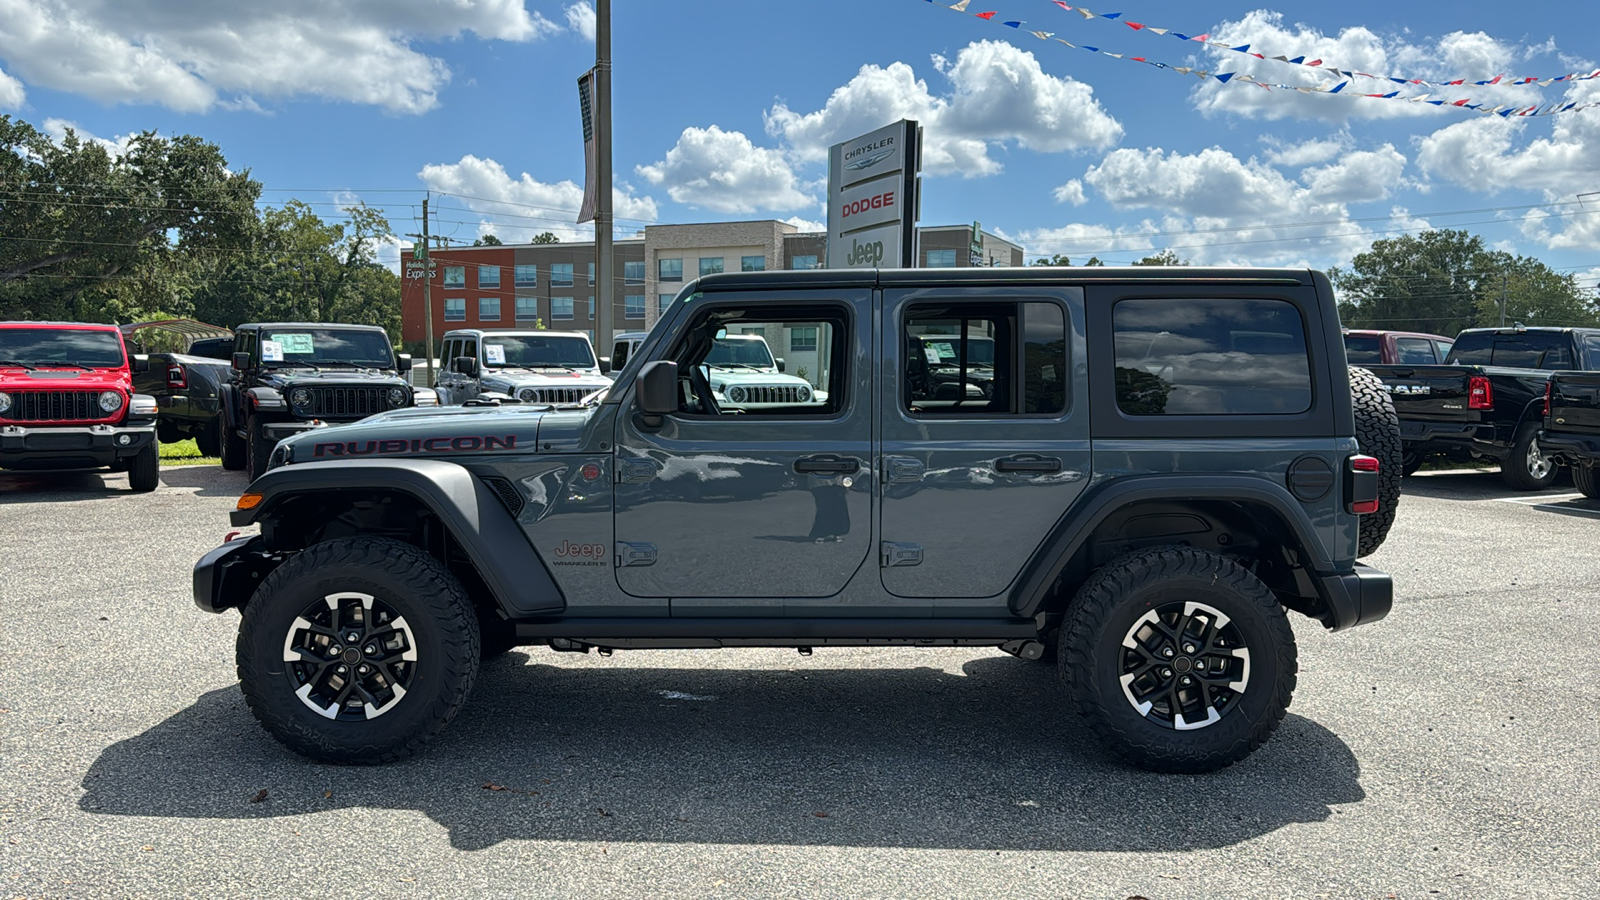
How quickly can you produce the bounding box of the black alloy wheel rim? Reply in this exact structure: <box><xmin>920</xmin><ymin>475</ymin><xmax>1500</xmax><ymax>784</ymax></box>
<box><xmin>1118</xmin><ymin>599</ymin><xmax>1252</xmax><ymax>731</ymax></box>
<box><xmin>282</xmin><ymin>592</ymin><xmax>419</xmax><ymax>721</ymax></box>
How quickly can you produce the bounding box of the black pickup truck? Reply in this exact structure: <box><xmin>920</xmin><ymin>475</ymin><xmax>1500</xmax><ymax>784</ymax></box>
<box><xmin>1365</xmin><ymin>326</ymin><xmax>1600</xmax><ymax>489</ymax></box>
<box><xmin>1541</xmin><ymin>368</ymin><xmax>1600</xmax><ymax>498</ymax></box>
<box><xmin>122</xmin><ymin>321</ymin><xmax>235</xmax><ymax>456</ymax></box>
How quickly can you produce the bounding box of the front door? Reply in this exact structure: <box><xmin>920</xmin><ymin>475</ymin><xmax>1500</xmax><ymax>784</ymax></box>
<box><xmin>612</xmin><ymin>289</ymin><xmax>878</xmax><ymax>613</ymax></box>
<box><xmin>878</xmin><ymin>286</ymin><xmax>1092</xmax><ymax>609</ymax></box>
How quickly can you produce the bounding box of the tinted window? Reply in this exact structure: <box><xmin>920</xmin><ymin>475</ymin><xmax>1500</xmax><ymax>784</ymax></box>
<box><xmin>1114</xmin><ymin>299</ymin><xmax>1312</xmax><ymax>416</ymax></box>
<box><xmin>0</xmin><ymin>328</ymin><xmax>126</xmax><ymax>367</ymax></box>
<box><xmin>612</xmin><ymin>340</ymin><xmax>630</xmax><ymax>369</ymax></box>
<box><xmin>187</xmin><ymin>337</ymin><xmax>233</xmax><ymax>360</ymax></box>
<box><xmin>904</xmin><ymin>302</ymin><xmax>1067</xmax><ymax>416</ymax></box>
<box><xmin>260</xmin><ymin>329</ymin><xmax>395</xmax><ymax>367</ymax></box>
<box><xmin>1449</xmin><ymin>332</ymin><xmax>1573</xmax><ymax>368</ymax></box>
<box><xmin>1343</xmin><ymin>334</ymin><xmax>1381</xmax><ymax>364</ymax></box>
<box><xmin>1433</xmin><ymin>340</ymin><xmax>1454</xmax><ymax>363</ymax></box>
<box><xmin>1395</xmin><ymin>338</ymin><xmax>1437</xmax><ymax>364</ymax></box>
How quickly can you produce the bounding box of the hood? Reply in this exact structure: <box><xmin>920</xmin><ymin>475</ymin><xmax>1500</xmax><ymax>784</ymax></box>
<box><xmin>480</xmin><ymin>370</ymin><xmax>612</xmax><ymax>388</ymax></box>
<box><xmin>261</xmin><ymin>369</ymin><xmax>407</xmax><ymax>389</ymax></box>
<box><xmin>706</xmin><ymin>369</ymin><xmax>810</xmax><ymax>387</ymax></box>
<box><xmin>273</xmin><ymin>402</ymin><xmax>593</xmax><ymax>465</ymax></box>
<box><xmin>0</xmin><ymin>365</ymin><xmax>132</xmax><ymax>392</ymax></box>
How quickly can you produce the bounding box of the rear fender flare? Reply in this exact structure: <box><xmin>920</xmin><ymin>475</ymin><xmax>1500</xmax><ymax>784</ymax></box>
<box><xmin>234</xmin><ymin>458</ymin><xmax>565</xmax><ymax>617</ymax></box>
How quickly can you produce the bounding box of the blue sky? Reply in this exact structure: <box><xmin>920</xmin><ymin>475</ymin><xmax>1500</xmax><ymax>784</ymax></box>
<box><xmin>3</xmin><ymin>0</ymin><xmax>1598</xmax><ymax>289</ymax></box>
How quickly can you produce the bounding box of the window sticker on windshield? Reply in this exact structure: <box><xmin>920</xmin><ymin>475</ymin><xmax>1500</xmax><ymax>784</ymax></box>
<box><xmin>484</xmin><ymin>344</ymin><xmax>506</xmax><ymax>365</ymax></box>
<box><xmin>924</xmin><ymin>346</ymin><xmax>943</xmax><ymax>364</ymax></box>
<box><xmin>260</xmin><ymin>340</ymin><xmax>284</xmax><ymax>362</ymax></box>
<box><xmin>274</xmin><ymin>334</ymin><xmax>315</xmax><ymax>354</ymax></box>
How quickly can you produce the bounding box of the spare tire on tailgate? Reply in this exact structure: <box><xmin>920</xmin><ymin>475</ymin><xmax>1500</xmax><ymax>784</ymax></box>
<box><xmin>1348</xmin><ymin>366</ymin><xmax>1402</xmax><ymax>557</ymax></box>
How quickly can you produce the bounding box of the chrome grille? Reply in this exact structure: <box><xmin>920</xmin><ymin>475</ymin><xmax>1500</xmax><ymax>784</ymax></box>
<box><xmin>301</xmin><ymin>386</ymin><xmax>392</xmax><ymax>419</ymax></box>
<box><xmin>3</xmin><ymin>391</ymin><xmax>104</xmax><ymax>422</ymax></box>
<box><xmin>519</xmin><ymin>387</ymin><xmax>589</xmax><ymax>404</ymax></box>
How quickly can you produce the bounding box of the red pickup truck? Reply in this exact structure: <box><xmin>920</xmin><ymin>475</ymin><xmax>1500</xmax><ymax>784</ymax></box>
<box><xmin>1343</xmin><ymin>329</ymin><xmax>1455</xmax><ymax>366</ymax></box>
<box><xmin>0</xmin><ymin>321</ymin><xmax>162</xmax><ymax>491</ymax></box>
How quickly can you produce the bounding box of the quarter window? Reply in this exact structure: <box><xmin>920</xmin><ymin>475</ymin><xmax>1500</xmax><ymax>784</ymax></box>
<box><xmin>478</xmin><ymin>297</ymin><xmax>500</xmax><ymax>321</ymax></box>
<box><xmin>443</xmin><ymin>297</ymin><xmax>465</xmax><ymax>321</ymax></box>
<box><xmin>478</xmin><ymin>265</ymin><xmax>500</xmax><ymax>289</ymax></box>
<box><xmin>1113</xmin><ymin>298</ymin><xmax>1312</xmax><ymax>416</ymax></box>
<box><xmin>658</xmin><ymin>258</ymin><xmax>683</xmax><ymax>281</ymax></box>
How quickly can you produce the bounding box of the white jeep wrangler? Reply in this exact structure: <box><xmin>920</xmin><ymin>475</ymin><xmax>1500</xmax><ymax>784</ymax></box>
<box><xmin>435</xmin><ymin>329</ymin><xmax>613</xmax><ymax>406</ymax></box>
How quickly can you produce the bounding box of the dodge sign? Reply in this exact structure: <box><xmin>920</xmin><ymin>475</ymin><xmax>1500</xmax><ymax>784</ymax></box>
<box><xmin>826</xmin><ymin>120</ymin><xmax>922</xmax><ymax>270</ymax></box>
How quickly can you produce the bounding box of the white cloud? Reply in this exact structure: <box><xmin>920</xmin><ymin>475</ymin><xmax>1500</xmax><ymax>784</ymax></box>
<box><xmin>636</xmin><ymin>125</ymin><xmax>813</xmax><ymax>214</ymax></box>
<box><xmin>0</xmin><ymin>0</ymin><xmax>559</xmax><ymax>114</ymax></box>
<box><xmin>1298</xmin><ymin>145</ymin><xmax>1408</xmax><ymax>205</ymax></box>
<box><xmin>783</xmin><ymin>216</ymin><xmax>826</xmax><ymax>233</ymax></box>
<box><xmin>765</xmin><ymin>40</ymin><xmax>1121</xmax><ymax>177</ymax></box>
<box><xmin>41</xmin><ymin>118</ymin><xmax>135</xmax><ymax>156</ymax></box>
<box><xmin>418</xmin><ymin>154</ymin><xmax>658</xmax><ymax>244</ymax></box>
<box><xmin>0</xmin><ymin>64</ymin><xmax>24</xmax><ymax>109</ymax></box>
<box><xmin>564</xmin><ymin>2</ymin><xmax>596</xmax><ymax>41</ymax></box>
<box><xmin>1261</xmin><ymin>133</ymin><xmax>1351</xmax><ymax>167</ymax></box>
<box><xmin>1052</xmin><ymin>180</ymin><xmax>1086</xmax><ymax>206</ymax></box>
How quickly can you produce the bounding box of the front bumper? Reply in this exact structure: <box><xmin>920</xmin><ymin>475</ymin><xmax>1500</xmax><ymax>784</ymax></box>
<box><xmin>193</xmin><ymin>535</ymin><xmax>276</xmax><ymax>613</ymax></box>
<box><xmin>1315</xmin><ymin>563</ymin><xmax>1393</xmax><ymax>631</ymax></box>
<box><xmin>260</xmin><ymin>420</ymin><xmax>328</xmax><ymax>438</ymax></box>
<box><xmin>0</xmin><ymin>421</ymin><xmax>156</xmax><ymax>470</ymax></box>
<box><xmin>1538</xmin><ymin>429</ymin><xmax>1600</xmax><ymax>467</ymax></box>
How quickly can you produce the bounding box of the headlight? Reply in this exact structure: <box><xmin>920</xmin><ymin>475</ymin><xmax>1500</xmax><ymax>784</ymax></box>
<box><xmin>99</xmin><ymin>391</ymin><xmax>123</xmax><ymax>413</ymax></box>
<box><xmin>726</xmin><ymin>386</ymin><xmax>746</xmax><ymax>404</ymax></box>
<box><xmin>797</xmin><ymin>385</ymin><xmax>811</xmax><ymax>402</ymax></box>
<box><xmin>0</xmin><ymin>392</ymin><xmax>10</xmax><ymax>414</ymax></box>
<box><xmin>289</xmin><ymin>388</ymin><xmax>311</xmax><ymax>408</ymax></box>
<box><xmin>387</xmin><ymin>387</ymin><xmax>410</xmax><ymax>407</ymax></box>
<box><xmin>412</xmin><ymin>388</ymin><xmax>439</xmax><ymax>407</ymax></box>
<box><xmin>518</xmin><ymin>388</ymin><xmax>538</xmax><ymax>402</ymax></box>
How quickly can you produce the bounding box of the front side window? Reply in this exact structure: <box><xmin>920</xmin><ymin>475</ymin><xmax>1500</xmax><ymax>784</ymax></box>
<box><xmin>624</xmin><ymin>260</ymin><xmax>645</xmax><ymax>283</ymax></box>
<box><xmin>552</xmin><ymin>297</ymin><xmax>574</xmax><ymax>319</ymax></box>
<box><xmin>514</xmin><ymin>264</ymin><xmax>537</xmax><ymax>287</ymax></box>
<box><xmin>1113</xmin><ymin>298</ymin><xmax>1311</xmax><ymax>416</ymax></box>
<box><xmin>625</xmin><ymin>295</ymin><xmax>645</xmax><ymax>319</ymax></box>
<box><xmin>443</xmin><ymin>297</ymin><xmax>466</xmax><ymax>321</ymax></box>
<box><xmin>658</xmin><ymin>258</ymin><xmax>683</xmax><ymax>281</ymax></box>
<box><xmin>515</xmin><ymin>297</ymin><xmax>539</xmax><ymax>321</ymax></box>
<box><xmin>741</xmin><ymin>255</ymin><xmax>766</xmax><ymax>272</ymax></box>
<box><xmin>790</xmin><ymin>255</ymin><xmax>818</xmax><ymax>270</ymax></box>
<box><xmin>925</xmin><ymin>249</ymin><xmax>957</xmax><ymax>268</ymax></box>
<box><xmin>479</xmin><ymin>297</ymin><xmax>501</xmax><ymax>321</ymax></box>
<box><xmin>443</xmin><ymin>266</ymin><xmax>465</xmax><ymax>287</ymax></box>
<box><xmin>903</xmin><ymin>302</ymin><xmax>1066</xmax><ymax>416</ymax></box>
<box><xmin>550</xmin><ymin>263</ymin><xmax>574</xmax><ymax>287</ymax></box>
<box><xmin>700</xmin><ymin>257</ymin><xmax>725</xmax><ymax>277</ymax></box>
<box><xmin>478</xmin><ymin>265</ymin><xmax>500</xmax><ymax>289</ymax></box>
<box><xmin>667</xmin><ymin>306</ymin><xmax>845</xmax><ymax>416</ymax></box>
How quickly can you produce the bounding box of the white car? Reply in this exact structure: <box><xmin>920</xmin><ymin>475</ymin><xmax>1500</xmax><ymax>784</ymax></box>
<box><xmin>435</xmin><ymin>329</ymin><xmax>613</xmax><ymax>406</ymax></box>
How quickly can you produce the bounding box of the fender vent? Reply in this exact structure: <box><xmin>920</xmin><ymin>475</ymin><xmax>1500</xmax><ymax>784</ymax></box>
<box><xmin>479</xmin><ymin>475</ymin><xmax>525</xmax><ymax>518</ymax></box>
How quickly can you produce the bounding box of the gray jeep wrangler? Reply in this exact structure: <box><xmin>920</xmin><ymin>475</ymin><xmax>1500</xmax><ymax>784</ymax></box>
<box><xmin>195</xmin><ymin>267</ymin><xmax>1398</xmax><ymax>773</ymax></box>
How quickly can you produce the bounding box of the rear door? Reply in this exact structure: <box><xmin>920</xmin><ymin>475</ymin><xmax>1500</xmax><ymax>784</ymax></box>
<box><xmin>878</xmin><ymin>285</ymin><xmax>1090</xmax><ymax>610</ymax></box>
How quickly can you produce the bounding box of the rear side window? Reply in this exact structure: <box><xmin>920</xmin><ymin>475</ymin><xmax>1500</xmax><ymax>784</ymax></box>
<box><xmin>1394</xmin><ymin>338</ymin><xmax>1437</xmax><ymax>364</ymax></box>
<box><xmin>1449</xmin><ymin>332</ymin><xmax>1572</xmax><ymax>368</ymax></box>
<box><xmin>1343</xmin><ymin>334</ymin><xmax>1381</xmax><ymax>364</ymax></box>
<box><xmin>1114</xmin><ymin>299</ymin><xmax>1312</xmax><ymax>415</ymax></box>
<box><xmin>903</xmin><ymin>301</ymin><xmax>1068</xmax><ymax>416</ymax></box>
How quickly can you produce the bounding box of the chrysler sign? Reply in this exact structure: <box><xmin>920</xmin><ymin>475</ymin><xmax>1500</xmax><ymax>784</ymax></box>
<box><xmin>826</xmin><ymin>120</ymin><xmax>922</xmax><ymax>269</ymax></box>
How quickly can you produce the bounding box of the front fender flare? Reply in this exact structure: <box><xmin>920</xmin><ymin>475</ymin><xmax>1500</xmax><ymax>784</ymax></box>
<box><xmin>233</xmin><ymin>458</ymin><xmax>564</xmax><ymax>617</ymax></box>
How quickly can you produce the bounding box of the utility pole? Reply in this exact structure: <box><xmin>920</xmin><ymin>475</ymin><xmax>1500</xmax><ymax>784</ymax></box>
<box><xmin>1500</xmin><ymin>273</ymin><xmax>1508</xmax><ymax>328</ymax></box>
<box><xmin>594</xmin><ymin>0</ymin><xmax>614</xmax><ymax>357</ymax></box>
<box><xmin>404</xmin><ymin>195</ymin><xmax>436</xmax><ymax>386</ymax></box>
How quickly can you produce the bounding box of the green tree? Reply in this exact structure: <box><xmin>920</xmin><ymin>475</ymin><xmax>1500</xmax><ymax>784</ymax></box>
<box><xmin>1132</xmin><ymin>249</ymin><xmax>1187</xmax><ymax>266</ymax></box>
<box><xmin>1030</xmin><ymin>253</ymin><xmax>1106</xmax><ymax>266</ymax></box>
<box><xmin>530</xmin><ymin>232</ymin><xmax>560</xmax><ymax>244</ymax></box>
<box><xmin>472</xmin><ymin>234</ymin><xmax>504</xmax><ymax>246</ymax></box>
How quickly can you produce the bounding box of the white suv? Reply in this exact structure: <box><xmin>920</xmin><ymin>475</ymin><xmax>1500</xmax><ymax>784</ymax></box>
<box><xmin>435</xmin><ymin>329</ymin><xmax>612</xmax><ymax>406</ymax></box>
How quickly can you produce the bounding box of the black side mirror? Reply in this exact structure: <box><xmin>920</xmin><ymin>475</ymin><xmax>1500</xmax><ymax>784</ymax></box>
<box><xmin>396</xmin><ymin>353</ymin><xmax>413</xmax><ymax>373</ymax></box>
<box><xmin>775</xmin><ymin>356</ymin><xmax>786</xmax><ymax>373</ymax></box>
<box><xmin>130</xmin><ymin>354</ymin><xmax>149</xmax><ymax>374</ymax></box>
<box><xmin>637</xmin><ymin>360</ymin><xmax>679</xmax><ymax>419</ymax></box>
<box><xmin>231</xmin><ymin>352</ymin><xmax>250</xmax><ymax>371</ymax></box>
<box><xmin>453</xmin><ymin>356</ymin><xmax>479</xmax><ymax>377</ymax></box>
<box><xmin>597</xmin><ymin>356</ymin><xmax>611</xmax><ymax>375</ymax></box>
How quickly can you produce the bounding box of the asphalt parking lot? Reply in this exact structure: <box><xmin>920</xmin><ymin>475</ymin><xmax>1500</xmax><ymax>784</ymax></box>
<box><xmin>2</xmin><ymin>465</ymin><xmax>1597</xmax><ymax>899</ymax></box>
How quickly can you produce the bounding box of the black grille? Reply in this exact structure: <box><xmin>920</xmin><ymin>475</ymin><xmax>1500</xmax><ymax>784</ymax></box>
<box><xmin>298</xmin><ymin>386</ymin><xmax>394</xmax><ymax>419</ymax></box>
<box><xmin>732</xmin><ymin>384</ymin><xmax>806</xmax><ymax>404</ymax></box>
<box><xmin>3</xmin><ymin>391</ymin><xmax>105</xmax><ymax>422</ymax></box>
<box><xmin>518</xmin><ymin>387</ymin><xmax>589</xmax><ymax>404</ymax></box>
<box><xmin>479</xmin><ymin>475</ymin><xmax>525</xmax><ymax>517</ymax></box>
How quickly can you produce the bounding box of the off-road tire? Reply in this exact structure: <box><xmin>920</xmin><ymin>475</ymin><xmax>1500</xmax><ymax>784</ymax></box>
<box><xmin>1350</xmin><ymin>366</ymin><xmax>1401</xmax><ymax>557</ymax></box>
<box><xmin>219</xmin><ymin>413</ymin><xmax>246</xmax><ymax>471</ymax></box>
<box><xmin>1059</xmin><ymin>546</ymin><xmax>1297</xmax><ymax>774</ymax></box>
<box><xmin>127</xmin><ymin>444</ymin><xmax>160</xmax><ymax>493</ymax></box>
<box><xmin>195</xmin><ymin>420</ymin><xmax>222</xmax><ymax>458</ymax></box>
<box><xmin>1570</xmin><ymin>465</ymin><xmax>1598</xmax><ymax>499</ymax></box>
<box><xmin>1401</xmin><ymin>449</ymin><xmax>1424</xmax><ymax>477</ymax></box>
<box><xmin>1501</xmin><ymin>423</ymin><xmax>1559</xmax><ymax>491</ymax></box>
<box><xmin>236</xmin><ymin>537</ymin><xmax>480</xmax><ymax>764</ymax></box>
<box><xmin>246</xmin><ymin>415</ymin><xmax>274</xmax><ymax>480</ymax></box>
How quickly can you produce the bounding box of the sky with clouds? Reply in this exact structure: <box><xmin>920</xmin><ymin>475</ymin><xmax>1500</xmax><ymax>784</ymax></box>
<box><xmin>2</xmin><ymin>0</ymin><xmax>1598</xmax><ymax>289</ymax></box>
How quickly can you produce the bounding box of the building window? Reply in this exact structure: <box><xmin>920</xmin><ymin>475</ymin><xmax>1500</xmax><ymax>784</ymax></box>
<box><xmin>443</xmin><ymin>297</ymin><xmax>466</xmax><ymax>321</ymax></box>
<box><xmin>587</xmin><ymin>262</ymin><xmax>596</xmax><ymax>285</ymax></box>
<box><xmin>699</xmin><ymin>257</ymin><xmax>724</xmax><ymax>277</ymax></box>
<box><xmin>515</xmin><ymin>297</ymin><xmax>539</xmax><ymax>322</ymax></box>
<box><xmin>478</xmin><ymin>265</ymin><xmax>500</xmax><ymax>289</ymax></box>
<box><xmin>479</xmin><ymin>297</ymin><xmax>501</xmax><ymax>321</ymax></box>
<box><xmin>552</xmin><ymin>297</ymin><xmax>574</xmax><ymax>320</ymax></box>
<box><xmin>624</xmin><ymin>260</ymin><xmax>645</xmax><ymax>283</ymax></box>
<box><xmin>625</xmin><ymin>295</ymin><xmax>645</xmax><ymax>319</ymax></box>
<box><xmin>741</xmin><ymin>255</ymin><xmax>766</xmax><ymax>272</ymax></box>
<box><xmin>658</xmin><ymin>258</ymin><xmax>683</xmax><ymax>282</ymax></box>
<box><xmin>514</xmin><ymin>264</ymin><xmax>537</xmax><ymax>287</ymax></box>
<box><xmin>925</xmin><ymin>249</ymin><xmax>957</xmax><ymax>267</ymax></box>
<box><xmin>658</xmin><ymin>293</ymin><xmax>675</xmax><ymax>314</ymax></box>
<box><xmin>550</xmin><ymin>263</ymin><xmax>574</xmax><ymax>287</ymax></box>
<box><xmin>443</xmin><ymin>266</ymin><xmax>465</xmax><ymax>287</ymax></box>
<box><xmin>790</xmin><ymin>254</ymin><xmax>818</xmax><ymax>270</ymax></box>
<box><xmin>583</xmin><ymin>297</ymin><xmax>593</xmax><ymax>320</ymax></box>
<box><xmin>790</xmin><ymin>326</ymin><xmax>818</xmax><ymax>352</ymax></box>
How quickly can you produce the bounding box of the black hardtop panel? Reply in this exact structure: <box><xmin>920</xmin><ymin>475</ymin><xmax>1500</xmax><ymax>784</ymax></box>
<box><xmin>237</xmin><ymin>322</ymin><xmax>391</xmax><ymax>333</ymax></box>
<box><xmin>691</xmin><ymin>267</ymin><xmax>1314</xmax><ymax>293</ymax></box>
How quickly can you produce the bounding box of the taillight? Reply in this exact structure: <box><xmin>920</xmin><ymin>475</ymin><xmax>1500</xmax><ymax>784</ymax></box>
<box><xmin>1544</xmin><ymin>380</ymin><xmax>1553</xmax><ymax>418</ymax></box>
<box><xmin>1347</xmin><ymin>455</ymin><xmax>1380</xmax><ymax>515</ymax></box>
<box><xmin>1468</xmin><ymin>375</ymin><xmax>1493</xmax><ymax>410</ymax></box>
<box><xmin>167</xmin><ymin>363</ymin><xmax>187</xmax><ymax>389</ymax></box>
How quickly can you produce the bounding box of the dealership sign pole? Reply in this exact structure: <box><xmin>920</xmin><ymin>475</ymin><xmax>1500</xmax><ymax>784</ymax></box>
<box><xmin>826</xmin><ymin>120</ymin><xmax>922</xmax><ymax>270</ymax></box>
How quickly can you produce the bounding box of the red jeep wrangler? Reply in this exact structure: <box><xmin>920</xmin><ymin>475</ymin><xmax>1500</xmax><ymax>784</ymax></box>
<box><xmin>0</xmin><ymin>321</ymin><xmax>162</xmax><ymax>491</ymax></box>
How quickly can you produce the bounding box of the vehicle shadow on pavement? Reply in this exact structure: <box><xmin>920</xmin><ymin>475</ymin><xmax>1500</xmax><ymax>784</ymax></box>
<box><xmin>155</xmin><ymin>464</ymin><xmax>249</xmax><ymax>497</ymax></box>
<box><xmin>0</xmin><ymin>469</ymin><xmax>126</xmax><ymax>501</ymax></box>
<box><xmin>1400</xmin><ymin>469</ymin><xmax>1571</xmax><ymax>502</ymax></box>
<box><xmin>79</xmin><ymin>654</ymin><xmax>1364</xmax><ymax>852</ymax></box>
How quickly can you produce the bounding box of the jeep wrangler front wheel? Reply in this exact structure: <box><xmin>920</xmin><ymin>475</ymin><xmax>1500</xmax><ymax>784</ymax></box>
<box><xmin>1059</xmin><ymin>547</ymin><xmax>1297</xmax><ymax>773</ymax></box>
<box><xmin>236</xmin><ymin>537</ymin><xmax>480</xmax><ymax>763</ymax></box>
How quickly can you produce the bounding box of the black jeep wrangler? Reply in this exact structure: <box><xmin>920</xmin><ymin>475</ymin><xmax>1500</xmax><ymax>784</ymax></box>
<box><xmin>216</xmin><ymin>323</ymin><xmax>437</xmax><ymax>478</ymax></box>
<box><xmin>196</xmin><ymin>268</ymin><xmax>1399</xmax><ymax>773</ymax></box>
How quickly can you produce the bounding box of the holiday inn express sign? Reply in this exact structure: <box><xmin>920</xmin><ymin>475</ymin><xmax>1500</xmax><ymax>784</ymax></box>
<box><xmin>826</xmin><ymin>120</ymin><xmax>922</xmax><ymax>269</ymax></box>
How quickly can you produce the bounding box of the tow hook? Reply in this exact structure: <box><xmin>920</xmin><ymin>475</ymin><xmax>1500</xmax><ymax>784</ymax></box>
<box><xmin>1000</xmin><ymin>639</ymin><xmax>1046</xmax><ymax>661</ymax></box>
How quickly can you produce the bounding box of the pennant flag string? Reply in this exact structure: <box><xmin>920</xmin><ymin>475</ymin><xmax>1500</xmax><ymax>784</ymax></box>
<box><xmin>921</xmin><ymin>0</ymin><xmax>1600</xmax><ymax>118</ymax></box>
<box><xmin>1035</xmin><ymin>0</ymin><xmax>1600</xmax><ymax>91</ymax></box>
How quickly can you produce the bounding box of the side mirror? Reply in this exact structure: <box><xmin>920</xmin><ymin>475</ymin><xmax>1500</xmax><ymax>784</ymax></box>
<box><xmin>130</xmin><ymin>354</ymin><xmax>150</xmax><ymax>374</ymax></box>
<box><xmin>637</xmin><ymin>360</ymin><xmax>679</xmax><ymax>417</ymax></box>
<box><xmin>396</xmin><ymin>353</ymin><xmax>413</xmax><ymax>373</ymax></box>
<box><xmin>775</xmin><ymin>356</ymin><xmax>786</xmax><ymax>373</ymax></box>
<box><xmin>597</xmin><ymin>355</ymin><xmax>611</xmax><ymax>374</ymax></box>
<box><xmin>231</xmin><ymin>352</ymin><xmax>250</xmax><ymax>371</ymax></box>
<box><xmin>453</xmin><ymin>356</ymin><xmax>480</xmax><ymax>377</ymax></box>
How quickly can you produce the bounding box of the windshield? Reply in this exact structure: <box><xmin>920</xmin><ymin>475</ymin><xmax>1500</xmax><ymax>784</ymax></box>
<box><xmin>481</xmin><ymin>335</ymin><xmax>596</xmax><ymax>369</ymax></box>
<box><xmin>706</xmin><ymin>337</ymin><xmax>775</xmax><ymax>369</ymax></box>
<box><xmin>260</xmin><ymin>329</ymin><xmax>395</xmax><ymax>367</ymax></box>
<box><xmin>1343</xmin><ymin>334</ymin><xmax>1382</xmax><ymax>364</ymax></box>
<box><xmin>1448</xmin><ymin>332</ymin><xmax>1574</xmax><ymax>369</ymax></box>
<box><xmin>920</xmin><ymin>336</ymin><xmax>996</xmax><ymax>367</ymax></box>
<box><xmin>0</xmin><ymin>328</ymin><xmax>126</xmax><ymax>367</ymax></box>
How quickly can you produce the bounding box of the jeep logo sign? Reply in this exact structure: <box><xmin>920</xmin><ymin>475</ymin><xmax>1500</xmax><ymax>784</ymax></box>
<box><xmin>826</xmin><ymin>119</ymin><xmax>921</xmax><ymax>270</ymax></box>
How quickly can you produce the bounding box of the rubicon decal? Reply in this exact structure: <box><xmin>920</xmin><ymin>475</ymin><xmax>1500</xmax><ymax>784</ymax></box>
<box><xmin>312</xmin><ymin>435</ymin><xmax>517</xmax><ymax>457</ymax></box>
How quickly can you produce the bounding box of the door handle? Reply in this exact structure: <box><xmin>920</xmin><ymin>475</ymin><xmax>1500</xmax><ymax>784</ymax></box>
<box><xmin>996</xmin><ymin>455</ymin><xmax>1062</xmax><ymax>474</ymax></box>
<box><xmin>795</xmin><ymin>455</ymin><xmax>860</xmax><ymax>475</ymax></box>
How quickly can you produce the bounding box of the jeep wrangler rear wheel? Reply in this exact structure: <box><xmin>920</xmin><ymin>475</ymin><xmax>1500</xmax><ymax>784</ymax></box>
<box><xmin>1349</xmin><ymin>366</ymin><xmax>1401</xmax><ymax>557</ymax></box>
<box><xmin>245</xmin><ymin>415</ymin><xmax>274</xmax><ymax>480</ymax></box>
<box><xmin>1059</xmin><ymin>546</ymin><xmax>1297</xmax><ymax>773</ymax></box>
<box><xmin>236</xmin><ymin>537</ymin><xmax>480</xmax><ymax>764</ymax></box>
